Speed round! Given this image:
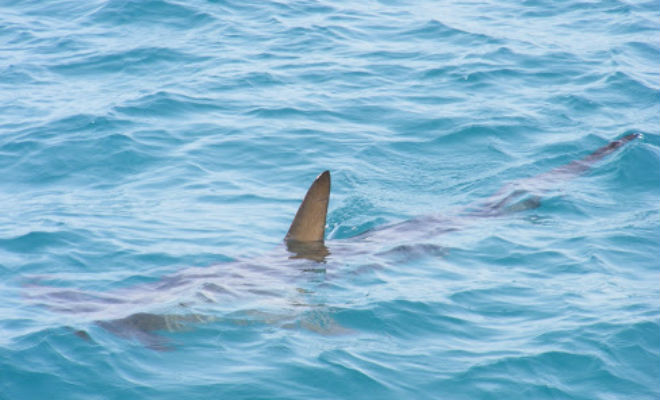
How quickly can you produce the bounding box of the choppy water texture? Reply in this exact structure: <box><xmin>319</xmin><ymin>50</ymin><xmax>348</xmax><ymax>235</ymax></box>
<box><xmin>1</xmin><ymin>0</ymin><xmax>659</xmax><ymax>399</ymax></box>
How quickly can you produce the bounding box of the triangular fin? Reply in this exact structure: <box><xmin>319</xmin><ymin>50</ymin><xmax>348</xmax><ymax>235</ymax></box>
<box><xmin>285</xmin><ymin>171</ymin><xmax>330</xmax><ymax>243</ymax></box>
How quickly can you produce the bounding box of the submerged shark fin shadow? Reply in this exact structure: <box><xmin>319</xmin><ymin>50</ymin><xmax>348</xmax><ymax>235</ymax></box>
<box><xmin>285</xmin><ymin>171</ymin><xmax>331</xmax><ymax>261</ymax></box>
<box><xmin>95</xmin><ymin>313</ymin><xmax>211</xmax><ymax>351</ymax></box>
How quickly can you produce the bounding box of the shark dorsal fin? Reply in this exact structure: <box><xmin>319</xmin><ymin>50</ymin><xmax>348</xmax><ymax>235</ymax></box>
<box><xmin>285</xmin><ymin>170</ymin><xmax>330</xmax><ymax>243</ymax></box>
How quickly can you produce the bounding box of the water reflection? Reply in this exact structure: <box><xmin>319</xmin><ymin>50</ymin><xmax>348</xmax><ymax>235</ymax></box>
<box><xmin>285</xmin><ymin>239</ymin><xmax>330</xmax><ymax>263</ymax></box>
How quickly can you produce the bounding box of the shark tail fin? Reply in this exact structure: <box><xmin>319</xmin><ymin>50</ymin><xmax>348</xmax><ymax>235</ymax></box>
<box><xmin>285</xmin><ymin>170</ymin><xmax>330</xmax><ymax>243</ymax></box>
<box><xmin>548</xmin><ymin>133</ymin><xmax>642</xmax><ymax>177</ymax></box>
<box><xmin>472</xmin><ymin>133</ymin><xmax>641</xmax><ymax>216</ymax></box>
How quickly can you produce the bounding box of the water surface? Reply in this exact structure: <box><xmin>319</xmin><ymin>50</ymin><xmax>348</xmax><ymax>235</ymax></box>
<box><xmin>1</xmin><ymin>0</ymin><xmax>658</xmax><ymax>399</ymax></box>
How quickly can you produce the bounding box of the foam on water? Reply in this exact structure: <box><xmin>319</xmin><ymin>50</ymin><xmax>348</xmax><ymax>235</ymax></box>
<box><xmin>1</xmin><ymin>0</ymin><xmax>658</xmax><ymax>399</ymax></box>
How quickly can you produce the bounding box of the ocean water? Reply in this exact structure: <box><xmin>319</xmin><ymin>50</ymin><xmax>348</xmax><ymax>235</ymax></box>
<box><xmin>1</xmin><ymin>0</ymin><xmax>659</xmax><ymax>399</ymax></box>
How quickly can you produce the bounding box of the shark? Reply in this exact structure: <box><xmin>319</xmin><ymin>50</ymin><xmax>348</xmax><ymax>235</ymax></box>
<box><xmin>24</xmin><ymin>133</ymin><xmax>641</xmax><ymax>349</ymax></box>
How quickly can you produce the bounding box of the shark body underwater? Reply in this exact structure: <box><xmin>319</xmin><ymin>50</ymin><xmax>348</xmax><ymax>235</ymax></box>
<box><xmin>26</xmin><ymin>134</ymin><xmax>641</xmax><ymax>349</ymax></box>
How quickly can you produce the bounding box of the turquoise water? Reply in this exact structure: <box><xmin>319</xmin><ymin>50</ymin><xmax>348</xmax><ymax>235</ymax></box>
<box><xmin>1</xmin><ymin>0</ymin><xmax>659</xmax><ymax>398</ymax></box>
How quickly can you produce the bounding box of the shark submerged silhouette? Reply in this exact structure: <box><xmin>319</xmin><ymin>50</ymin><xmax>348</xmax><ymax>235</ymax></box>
<box><xmin>26</xmin><ymin>134</ymin><xmax>641</xmax><ymax>349</ymax></box>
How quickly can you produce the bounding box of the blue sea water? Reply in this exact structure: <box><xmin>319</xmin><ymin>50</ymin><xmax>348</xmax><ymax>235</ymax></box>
<box><xmin>1</xmin><ymin>0</ymin><xmax>659</xmax><ymax>399</ymax></box>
